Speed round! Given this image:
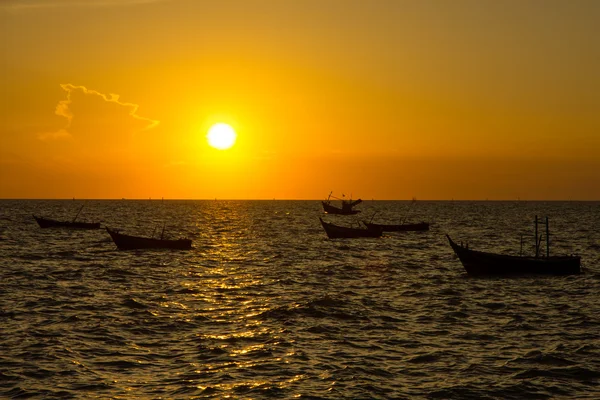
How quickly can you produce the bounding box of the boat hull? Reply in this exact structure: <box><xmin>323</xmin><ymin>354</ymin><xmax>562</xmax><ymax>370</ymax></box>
<box><xmin>321</xmin><ymin>201</ymin><xmax>361</xmax><ymax>215</ymax></box>
<box><xmin>363</xmin><ymin>221</ymin><xmax>429</xmax><ymax>232</ymax></box>
<box><xmin>106</xmin><ymin>228</ymin><xmax>192</xmax><ymax>250</ymax></box>
<box><xmin>319</xmin><ymin>218</ymin><xmax>382</xmax><ymax>239</ymax></box>
<box><xmin>447</xmin><ymin>234</ymin><xmax>581</xmax><ymax>276</ymax></box>
<box><xmin>33</xmin><ymin>215</ymin><xmax>101</xmax><ymax>229</ymax></box>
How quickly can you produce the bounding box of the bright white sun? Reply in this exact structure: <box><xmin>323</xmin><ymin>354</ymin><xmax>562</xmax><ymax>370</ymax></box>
<box><xmin>207</xmin><ymin>123</ymin><xmax>237</xmax><ymax>150</ymax></box>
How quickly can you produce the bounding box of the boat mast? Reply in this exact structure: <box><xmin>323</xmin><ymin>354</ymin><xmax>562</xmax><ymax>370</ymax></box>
<box><xmin>520</xmin><ymin>234</ymin><xmax>523</xmax><ymax>256</ymax></box>
<box><xmin>546</xmin><ymin>216</ymin><xmax>550</xmax><ymax>258</ymax></box>
<box><xmin>535</xmin><ymin>216</ymin><xmax>539</xmax><ymax>257</ymax></box>
<box><xmin>402</xmin><ymin>197</ymin><xmax>417</xmax><ymax>224</ymax></box>
<box><xmin>72</xmin><ymin>204</ymin><xmax>84</xmax><ymax>223</ymax></box>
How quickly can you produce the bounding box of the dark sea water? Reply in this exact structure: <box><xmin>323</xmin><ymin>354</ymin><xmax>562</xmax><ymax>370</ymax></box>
<box><xmin>1</xmin><ymin>199</ymin><xmax>599</xmax><ymax>399</ymax></box>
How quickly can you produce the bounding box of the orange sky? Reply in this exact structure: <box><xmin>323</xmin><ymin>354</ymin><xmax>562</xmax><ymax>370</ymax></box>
<box><xmin>1</xmin><ymin>0</ymin><xmax>599</xmax><ymax>200</ymax></box>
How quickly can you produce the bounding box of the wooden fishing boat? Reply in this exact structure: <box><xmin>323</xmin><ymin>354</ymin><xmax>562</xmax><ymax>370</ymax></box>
<box><xmin>33</xmin><ymin>215</ymin><xmax>101</xmax><ymax>229</ymax></box>
<box><xmin>363</xmin><ymin>221</ymin><xmax>429</xmax><ymax>232</ymax></box>
<box><xmin>319</xmin><ymin>217</ymin><xmax>382</xmax><ymax>239</ymax></box>
<box><xmin>322</xmin><ymin>201</ymin><xmax>362</xmax><ymax>215</ymax></box>
<box><xmin>447</xmin><ymin>217</ymin><xmax>581</xmax><ymax>276</ymax></box>
<box><xmin>321</xmin><ymin>192</ymin><xmax>362</xmax><ymax>215</ymax></box>
<box><xmin>106</xmin><ymin>227</ymin><xmax>192</xmax><ymax>250</ymax></box>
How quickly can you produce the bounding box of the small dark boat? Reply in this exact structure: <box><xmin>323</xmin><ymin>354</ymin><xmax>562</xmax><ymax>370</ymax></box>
<box><xmin>363</xmin><ymin>221</ymin><xmax>429</xmax><ymax>232</ymax></box>
<box><xmin>447</xmin><ymin>216</ymin><xmax>581</xmax><ymax>276</ymax></box>
<box><xmin>33</xmin><ymin>215</ymin><xmax>101</xmax><ymax>229</ymax></box>
<box><xmin>106</xmin><ymin>227</ymin><xmax>192</xmax><ymax>250</ymax></box>
<box><xmin>319</xmin><ymin>217</ymin><xmax>382</xmax><ymax>239</ymax></box>
<box><xmin>321</xmin><ymin>192</ymin><xmax>362</xmax><ymax>215</ymax></box>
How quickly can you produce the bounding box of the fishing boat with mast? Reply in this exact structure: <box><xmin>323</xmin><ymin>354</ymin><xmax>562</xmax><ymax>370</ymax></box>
<box><xmin>447</xmin><ymin>216</ymin><xmax>581</xmax><ymax>276</ymax></box>
<box><xmin>33</xmin><ymin>205</ymin><xmax>101</xmax><ymax>229</ymax></box>
<box><xmin>321</xmin><ymin>192</ymin><xmax>362</xmax><ymax>215</ymax></box>
<box><xmin>106</xmin><ymin>226</ymin><xmax>192</xmax><ymax>250</ymax></box>
<box><xmin>319</xmin><ymin>217</ymin><xmax>383</xmax><ymax>239</ymax></box>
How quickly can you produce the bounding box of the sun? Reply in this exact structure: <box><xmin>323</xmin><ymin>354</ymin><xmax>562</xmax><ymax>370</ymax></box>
<box><xmin>207</xmin><ymin>123</ymin><xmax>237</xmax><ymax>150</ymax></box>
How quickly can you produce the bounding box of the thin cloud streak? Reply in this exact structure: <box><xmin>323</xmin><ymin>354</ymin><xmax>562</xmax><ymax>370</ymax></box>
<box><xmin>38</xmin><ymin>129</ymin><xmax>72</xmax><ymax>142</ymax></box>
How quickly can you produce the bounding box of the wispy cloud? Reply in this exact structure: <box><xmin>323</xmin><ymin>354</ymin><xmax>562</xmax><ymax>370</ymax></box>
<box><xmin>2</xmin><ymin>0</ymin><xmax>170</xmax><ymax>11</ymax></box>
<box><xmin>59</xmin><ymin>83</ymin><xmax>159</xmax><ymax>130</ymax></box>
<box><xmin>37</xmin><ymin>128</ymin><xmax>72</xmax><ymax>142</ymax></box>
<box><xmin>38</xmin><ymin>83</ymin><xmax>159</xmax><ymax>142</ymax></box>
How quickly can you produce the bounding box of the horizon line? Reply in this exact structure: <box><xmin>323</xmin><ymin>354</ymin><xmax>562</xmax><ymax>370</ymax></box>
<box><xmin>1</xmin><ymin>198</ymin><xmax>598</xmax><ymax>202</ymax></box>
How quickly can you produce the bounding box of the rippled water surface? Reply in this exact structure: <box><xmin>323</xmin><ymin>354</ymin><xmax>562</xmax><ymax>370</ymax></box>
<box><xmin>1</xmin><ymin>200</ymin><xmax>599</xmax><ymax>399</ymax></box>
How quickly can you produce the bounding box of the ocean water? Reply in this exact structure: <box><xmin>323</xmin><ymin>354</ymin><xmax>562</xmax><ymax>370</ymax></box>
<box><xmin>1</xmin><ymin>199</ymin><xmax>599</xmax><ymax>399</ymax></box>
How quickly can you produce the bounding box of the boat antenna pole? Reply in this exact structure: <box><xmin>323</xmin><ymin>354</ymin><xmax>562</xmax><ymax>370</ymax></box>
<box><xmin>534</xmin><ymin>215</ymin><xmax>539</xmax><ymax>257</ymax></box>
<box><xmin>545</xmin><ymin>216</ymin><xmax>550</xmax><ymax>258</ymax></box>
<box><xmin>402</xmin><ymin>197</ymin><xmax>416</xmax><ymax>224</ymax></box>
<box><xmin>369</xmin><ymin>211</ymin><xmax>378</xmax><ymax>224</ymax></box>
<box><xmin>520</xmin><ymin>234</ymin><xmax>523</xmax><ymax>256</ymax></box>
<box><xmin>72</xmin><ymin>204</ymin><xmax>84</xmax><ymax>223</ymax></box>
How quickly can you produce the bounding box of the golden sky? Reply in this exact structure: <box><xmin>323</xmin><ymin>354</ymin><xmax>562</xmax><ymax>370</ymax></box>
<box><xmin>1</xmin><ymin>0</ymin><xmax>599</xmax><ymax>200</ymax></box>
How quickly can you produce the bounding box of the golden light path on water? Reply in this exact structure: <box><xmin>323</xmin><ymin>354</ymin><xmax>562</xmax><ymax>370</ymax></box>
<box><xmin>0</xmin><ymin>199</ymin><xmax>599</xmax><ymax>398</ymax></box>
